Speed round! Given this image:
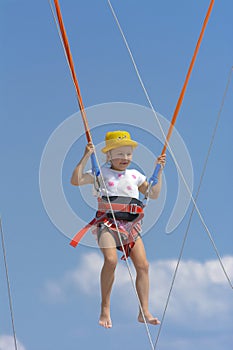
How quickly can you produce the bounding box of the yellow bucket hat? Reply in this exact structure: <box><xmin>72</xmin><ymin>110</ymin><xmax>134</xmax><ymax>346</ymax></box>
<box><xmin>101</xmin><ymin>130</ymin><xmax>138</xmax><ymax>153</ymax></box>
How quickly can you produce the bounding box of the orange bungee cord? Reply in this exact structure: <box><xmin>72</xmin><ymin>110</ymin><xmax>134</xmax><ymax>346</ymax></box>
<box><xmin>149</xmin><ymin>0</ymin><xmax>215</xmax><ymax>185</ymax></box>
<box><xmin>51</xmin><ymin>0</ymin><xmax>100</xmax><ymax>176</ymax></box>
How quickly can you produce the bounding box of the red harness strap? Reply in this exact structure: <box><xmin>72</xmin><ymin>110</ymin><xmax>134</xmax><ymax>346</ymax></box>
<box><xmin>70</xmin><ymin>198</ymin><xmax>144</xmax><ymax>258</ymax></box>
<box><xmin>97</xmin><ymin>199</ymin><xmax>144</xmax><ymax>215</ymax></box>
<box><xmin>70</xmin><ymin>217</ymin><xmax>98</xmax><ymax>248</ymax></box>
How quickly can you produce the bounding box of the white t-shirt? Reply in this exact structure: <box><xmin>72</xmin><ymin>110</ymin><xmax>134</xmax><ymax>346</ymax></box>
<box><xmin>92</xmin><ymin>166</ymin><xmax>146</xmax><ymax>199</ymax></box>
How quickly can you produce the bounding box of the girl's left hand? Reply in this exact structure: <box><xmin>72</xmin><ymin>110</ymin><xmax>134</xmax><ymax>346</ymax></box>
<box><xmin>157</xmin><ymin>154</ymin><xmax>166</xmax><ymax>169</ymax></box>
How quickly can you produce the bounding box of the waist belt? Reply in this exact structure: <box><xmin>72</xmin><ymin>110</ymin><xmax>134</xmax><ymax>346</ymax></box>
<box><xmin>98</xmin><ymin>200</ymin><xmax>144</xmax><ymax>214</ymax></box>
<box><xmin>70</xmin><ymin>197</ymin><xmax>144</xmax><ymax>251</ymax></box>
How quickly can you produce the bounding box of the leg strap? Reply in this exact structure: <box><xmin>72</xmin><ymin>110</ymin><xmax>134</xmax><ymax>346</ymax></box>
<box><xmin>70</xmin><ymin>218</ymin><xmax>98</xmax><ymax>247</ymax></box>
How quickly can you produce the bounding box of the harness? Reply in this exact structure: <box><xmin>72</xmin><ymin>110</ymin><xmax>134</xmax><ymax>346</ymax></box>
<box><xmin>70</xmin><ymin>196</ymin><xmax>144</xmax><ymax>259</ymax></box>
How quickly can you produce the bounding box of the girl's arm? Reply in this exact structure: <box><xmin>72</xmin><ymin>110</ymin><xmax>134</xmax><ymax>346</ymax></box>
<box><xmin>70</xmin><ymin>143</ymin><xmax>95</xmax><ymax>186</ymax></box>
<box><xmin>138</xmin><ymin>154</ymin><xmax>166</xmax><ymax>199</ymax></box>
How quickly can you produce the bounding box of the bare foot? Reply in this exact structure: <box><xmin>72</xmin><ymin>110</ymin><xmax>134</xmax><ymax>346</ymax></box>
<box><xmin>99</xmin><ymin>306</ymin><xmax>112</xmax><ymax>329</ymax></box>
<box><xmin>138</xmin><ymin>312</ymin><xmax>160</xmax><ymax>325</ymax></box>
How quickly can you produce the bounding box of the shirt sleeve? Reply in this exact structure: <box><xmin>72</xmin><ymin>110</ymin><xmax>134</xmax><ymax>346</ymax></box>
<box><xmin>86</xmin><ymin>169</ymin><xmax>95</xmax><ymax>178</ymax></box>
<box><xmin>85</xmin><ymin>169</ymin><xmax>99</xmax><ymax>196</ymax></box>
<box><xmin>135</xmin><ymin>170</ymin><xmax>146</xmax><ymax>187</ymax></box>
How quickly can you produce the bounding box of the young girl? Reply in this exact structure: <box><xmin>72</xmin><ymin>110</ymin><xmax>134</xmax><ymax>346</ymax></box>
<box><xmin>71</xmin><ymin>130</ymin><xmax>166</xmax><ymax>329</ymax></box>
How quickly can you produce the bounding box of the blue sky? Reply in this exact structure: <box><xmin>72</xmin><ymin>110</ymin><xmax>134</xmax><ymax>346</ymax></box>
<box><xmin>1</xmin><ymin>1</ymin><xmax>233</xmax><ymax>350</ymax></box>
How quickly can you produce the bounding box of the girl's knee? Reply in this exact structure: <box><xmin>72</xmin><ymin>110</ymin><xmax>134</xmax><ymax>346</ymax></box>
<box><xmin>135</xmin><ymin>259</ymin><xmax>149</xmax><ymax>273</ymax></box>
<box><xmin>104</xmin><ymin>255</ymin><xmax>118</xmax><ymax>269</ymax></box>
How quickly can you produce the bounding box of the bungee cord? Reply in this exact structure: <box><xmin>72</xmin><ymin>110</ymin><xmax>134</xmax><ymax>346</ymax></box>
<box><xmin>49</xmin><ymin>0</ymin><xmax>99</xmax><ymax>178</ymax></box>
<box><xmin>154</xmin><ymin>66</ymin><xmax>233</xmax><ymax>349</ymax></box>
<box><xmin>0</xmin><ymin>218</ymin><xmax>18</xmax><ymax>350</ymax></box>
<box><xmin>49</xmin><ymin>1</ymin><xmax>155</xmax><ymax>347</ymax></box>
<box><xmin>107</xmin><ymin>0</ymin><xmax>233</xmax><ymax>291</ymax></box>
<box><xmin>160</xmin><ymin>0</ymin><xmax>215</xmax><ymax>155</ymax></box>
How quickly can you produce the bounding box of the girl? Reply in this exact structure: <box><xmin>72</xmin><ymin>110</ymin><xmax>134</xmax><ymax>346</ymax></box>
<box><xmin>71</xmin><ymin>131</ymin><xmax>166</xmax><ymax>328</ymax></box>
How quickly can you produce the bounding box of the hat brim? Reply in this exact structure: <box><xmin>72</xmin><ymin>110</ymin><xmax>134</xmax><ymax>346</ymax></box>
<box><xmin>101</xmin><ymin>140</ymin><xmax>138</xmax><ymax>153</ymax></box>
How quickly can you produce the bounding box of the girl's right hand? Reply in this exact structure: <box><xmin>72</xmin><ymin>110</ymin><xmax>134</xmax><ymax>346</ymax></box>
<box><xmin>84</xmin><ymin>142</ymin><xmax>94</xmax><ymax>156</ymax></box>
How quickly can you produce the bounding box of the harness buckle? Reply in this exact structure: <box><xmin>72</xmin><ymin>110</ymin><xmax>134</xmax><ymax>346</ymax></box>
<box><xmin>129</xmin><ymin>203</ymin><xmax>138</xmax><ymax>214</ymax></box>
<box><xmin>104</xmin><ymin>219</ymin><xmax>113</xmax><ymax>228</ymax></box>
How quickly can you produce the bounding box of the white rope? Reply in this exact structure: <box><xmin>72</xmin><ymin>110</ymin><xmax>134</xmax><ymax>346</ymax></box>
<box><xmin>48</xmin><ymin>1</ymin><xmax>155</xmax><ymax>348</ymax></box>
<box><xmin>0</xmin><ymin>218</ymin><xmax>18</xmax><ymax>350</ymax></box>
<box><xmin>107</xmin><ymin>0</ymin><xmax>233</xmax><ymax>290</ymax></box>
<box><xmin>154</xmin><ymin>65</ymin><xmax>233</xmax><ymax>349</ymax></box>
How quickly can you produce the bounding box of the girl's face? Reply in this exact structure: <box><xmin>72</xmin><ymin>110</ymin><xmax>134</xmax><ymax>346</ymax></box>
<box><xmin>108</xmin><ymin>146</ymin><xmax>133</xmax><ymax>171</ymax></box>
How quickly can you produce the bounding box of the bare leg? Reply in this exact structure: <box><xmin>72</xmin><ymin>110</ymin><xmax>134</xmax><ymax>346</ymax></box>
<box><xmin>130</xmin><ymin>238</ymin><xmax>160</xmax><ymax>325</ymax></box>
<box><xmin>98</xmin><ymin>229</ymin><xmax>118</xmax><ymax>328</ymax></box>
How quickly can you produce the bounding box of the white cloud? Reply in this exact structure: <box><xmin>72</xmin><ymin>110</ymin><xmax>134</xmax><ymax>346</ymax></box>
<box><xmin>43</xmin><ymin>253</ymin><xmax>233</xmax><ymax>331</ymax></box>
<box><xmin>0</xmin><ymin>335</ymin><xmax>26</xmax><ymax>350</ymax></box>
<box><xmin>158</xmin><ymin>333</ymin><xmax>233</xmax><ymax>350</ymax></box>
<box><xmin>149</xmin><ymin>256</ymin><xmax>233</xmax><ymax>330</ymax></box>
<box><xmin>43</xmin><ymin>252</ymin><xmax>103</xmax><ymax>301</ymax></box>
